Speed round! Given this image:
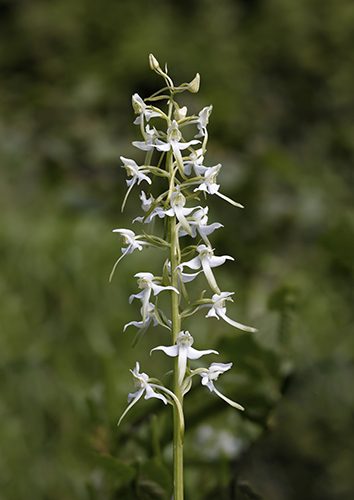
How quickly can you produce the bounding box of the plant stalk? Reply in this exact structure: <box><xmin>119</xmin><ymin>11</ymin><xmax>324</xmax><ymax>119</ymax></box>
<box><xmin>168</xmin><ymin>149</ymin><xmax>184</xmax><ymax>500</ymax></box>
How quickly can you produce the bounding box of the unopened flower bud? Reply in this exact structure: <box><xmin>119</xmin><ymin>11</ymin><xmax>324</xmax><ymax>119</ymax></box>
<box><xmin>174</xmin><ymin>106</ymin><xmax>188</xmax><ymax>121</ymax></box>
<box><xmin>149</xmin><ymin>53</ymin><xmax>160</xmax><ymax>71</ymax></box>
<box><xmin>188</xmin><ymin>73</ymin><xmax>200</xmax><ymax>93</ymax></box>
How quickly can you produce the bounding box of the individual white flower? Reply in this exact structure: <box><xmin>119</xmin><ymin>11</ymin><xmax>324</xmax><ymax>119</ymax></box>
<box><xmin>132</xmin><ymin>125</ymin><xmax>159</xmax><ymax>151</ymax></box>
<box><xmin>151</xmin><ymin>331</ymin><xmax>218</xmax><ymax>386</ymax></box>
<box><xmin>132</xmin><ymin>93</ymin><xmax>162</xmax><ymax>125</ymax></box>
<box><xmin>205</xmin><ymin>292</ymin><xmax>257</xmax><ymax>332</ymax></box>
<box><xmin>193</xmin><ymin>163</ymin><xmax>244</xmax><ymax>208</ymax></box>
<box><xmin>118</xmin><ymin>362</ymin><xmax>167</xmax><ymax>425</ymax></box>
<box><xmin>154</xmin><ymin>120</ymin><xmax>200</xmax><ymax>173</ymax></box>
<box><xmin>179</xmin><ymin>207</ymin><xmax>223</xmax><ymax>246</ymax></box>
<box><xmin>121</xmin><ymin>156</ymin><xmax>152</xmax><ymax>187</ymax></box>
<box><xmin>179</xmin><ymin>244</ymin><xmax>233</xmax><ymax>294</ymax></box>
<box><xmin>199</xmin><ymin>362</ymin><xmax>244</xmax><ymax>410</ymax></box>
<box><xmin>113</xmin><ymin>229</ymin><xmax>151</xmax><ymax>256</ymax></box>
<box><xmin>133</xmin><ymin>191</ymin><xmax>165</xmax><ymax>224</ymax></box>
<box><xmin>129</xmin><ymin>272</ymin><xmax>178</xmax><ymax>326</ymax></box>
<box><xmin>110</xmin><ymin>229</ymin><xmax>153</xmax><ymax>280</ymax></box>
<box><xmin>183</xmin><ymin>148</ymin><xmax>204</xmax><ymax>176</ymax></box>
<box><xmin>123</xmin><ymin>302</ymin><xmax>160</xmax><ymax>332</ymax></box>
<box><xmin>192</xmin><ymin>105</ymin><xmax>213</xmax><ymax>137</ymax></box>
<box><xmin>163</xmin><ymin>187</ymin><xmax>200</xmax><ymax>235</ymax></box>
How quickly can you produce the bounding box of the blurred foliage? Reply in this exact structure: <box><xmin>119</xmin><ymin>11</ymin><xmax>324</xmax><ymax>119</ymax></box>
<box><xmin>1</xmin><ymin>0</ymin><xmax>354</xmax><ymax>499</ymax></box>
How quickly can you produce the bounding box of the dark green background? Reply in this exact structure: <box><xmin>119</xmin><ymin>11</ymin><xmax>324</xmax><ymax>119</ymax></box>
<box><xmin>1</xmin><ymin>0</ymin><xmax>354</xmax><ymax>498</ymax></box>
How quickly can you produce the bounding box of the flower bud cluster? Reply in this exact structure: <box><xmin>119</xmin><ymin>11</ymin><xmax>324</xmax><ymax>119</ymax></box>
<box><xmin>114</xmin><ymin>55</ymin><xmax>256</xmax><ymax>425</ymax></box>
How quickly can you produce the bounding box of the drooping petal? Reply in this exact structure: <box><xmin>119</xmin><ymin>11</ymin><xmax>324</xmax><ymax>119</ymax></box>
<box><xmin>118</xmin><ymin>387</ymin><xmax>144</xmax><ymax>426</ymax></box>
<box><xmin>217</xmin><ymin>309</ymin><xmax>257</xmax><ymax>333</ymax></box>
<box><xmin>212</xmin><ymin>387</ymin><xmax>244</xmax><ymax>411</ymax></box>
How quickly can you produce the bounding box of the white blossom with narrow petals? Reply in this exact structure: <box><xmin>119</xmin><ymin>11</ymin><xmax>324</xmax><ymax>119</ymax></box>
<box><xmin>132</xmin><ymin>94</ymin><xmax>162</xmax><ymax>125</ymax></box>
<box><xmin>118</xmin><ymin>362</ymin><xmax>167</xmax><ymax>425</ymax></box>
<box><xmin>151</xmin><ymin>331</ymin><xmax>218</xmax><ymax>386</ymax></box>
<box><xmin>123</xmin><ymin>302</ymin><xmax>160</xmax><ymax>332</ymax></box>
<box><xmin>205</xmin><ymin>292</ymin><xmax>257</xmax><ymax>332</ymax></box>
<box><xmin>132</xmin><ymin>125</ymin><xmax>159</xmax><ymax>151</ymax></box>
<box><xmin>199</xmin><ymin>362</ymin><xmax>244</xmax><ymax>411</ymax></box>
<box><xmin>192</xmin><ymin>105</ymin><xmax>213</xmax><ymax>137</ymax></box>
<box><xmin>121</xmin><ymin>156</ymin><xmax>152</xmax><ymax>187</ymax></box>
<box><xmin>163</xmin><ymin>187</ymin><xmax>200</xmax><ymax>235</ymax></box>
<box><xmin>129</xmin><ymin>272</ymin><xmax>178</xmax><ymax>326</ymax></box>
<box><xmin>193</xmin><ymin>163</ymin><xmax>244</xmax><ymax>208</ymax></box>
<box><xmin>179</xmin><ymin>207</ymin><xmax>223</xmax><ymax>246</ymax></box>
<box><xmin>153</xmin><ymin>120</ymin><xmax>200</xmax><ymax>173</ymax></box>
<box><xmin>178</xmin><ymin>244</ymin><xmax>233</xmax><ymax>294</ymax></box>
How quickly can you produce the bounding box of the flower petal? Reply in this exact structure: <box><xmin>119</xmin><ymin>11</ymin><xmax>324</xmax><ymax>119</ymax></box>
<box><xmin>187</xmin><ymin>346</ymin><xmax>219</xmax><ymax>360</ymax></box>
<box><xmin>150</xmin><ymin>345</ymin><xmax>179</xmax><ymax>357</ymax></box>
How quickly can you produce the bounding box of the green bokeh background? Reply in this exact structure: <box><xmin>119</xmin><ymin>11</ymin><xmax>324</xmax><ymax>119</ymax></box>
<box><xmin>1</xmin><ymin>0</ymin><xmax>354</xmax><ymax>499</ymax></box>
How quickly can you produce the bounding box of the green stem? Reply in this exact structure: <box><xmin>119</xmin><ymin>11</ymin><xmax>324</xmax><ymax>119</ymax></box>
<box><xmin>168</xmin><ymin>149</ymin><xmax>184</xmax><ymax>500</ymax></box>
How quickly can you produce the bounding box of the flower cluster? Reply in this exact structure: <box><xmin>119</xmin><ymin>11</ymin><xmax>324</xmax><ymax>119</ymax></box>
<box><xmin>113</xmin><ymin>55</ymin><xmax>256</xmax><ymax>430</ymax></box>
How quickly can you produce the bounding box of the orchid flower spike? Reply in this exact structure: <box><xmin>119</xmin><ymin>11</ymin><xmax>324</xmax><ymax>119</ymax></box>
<box><xmin>118</xmin><ymin>362</ymin><xmax>167</xmax><ymax>426</ymax></box>
<box><xmin>205</xmin><ymin>292</ymin><xmax>257</xmax><ymax>332</ymax></box>
<box><xmin>199</xmin><ymin>362</ymin><xmax>244</xmax><ymax>411</ymax></box>
<box><xmin>129</xmin><ymin>272</ymin><xmax>178</xmax><ymax>326</ymax></box>
<box><xmin>179</xmin><ymin>244</ymin><xmax>233</xmax><ymax>294</ymax></box>
<box><xmin>151</xmin><ymin>331</ymin><xmax>218</xmax><ymax>386</ymax></box>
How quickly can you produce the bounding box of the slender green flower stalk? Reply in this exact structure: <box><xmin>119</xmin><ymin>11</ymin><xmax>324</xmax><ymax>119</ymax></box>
<box><xmin>113</xmin><ymin>54</ymin><xmax>257</xmax><ymax>500</ymax></box>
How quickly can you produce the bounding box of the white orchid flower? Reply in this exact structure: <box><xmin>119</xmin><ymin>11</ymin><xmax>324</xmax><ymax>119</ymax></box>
<box><xmin>123</xmin><ymin>302</ymin><xmax>159</xmax><ymax>332</ymax></box>
<box><xmin>121</xmin><ymin>156</ymin><xmax>152</xmax><ymax>187</ymax></box>
<box><xmin>118</xmin><ymin>362</ymin><xmax>168</xmax><ymax>426</ymax></box>
<box><xmin>120</xmin><ymin>157</ymin><xmax>153</xmax><ymax>210</ymax></box>
<box><xmin>199</xmin><ymin>362</ymin><xmax>244</xmax><ymax>411</ymax></box>
<box><xmin>179</xmin><ymin>207</ymin><xmax>223</xmax><ymax>246</ymax></box>
<box><xmin>132</xmin><ymin>125</ymin><xmax>159</xmax><ymax>151</ymax></box>
<box><xmin>113</xmin><ymin>228</ymin><xmax>151</xmax><ymax>255</ymax></box>
<box><xmin>163</xmin><ymin>187</ymin><xmax>201</xmax><ymax>235</ymax></box>
<box><xmin>154</xmin><ymin>120</ymin><xmax>200</xmax><ymax>173</ymax></box>
<box><xmin>133</xmin><ymin>191</ymin><xmax>165</xmax><ymax>224</ymax></box>
<box><xmin>151</xmin><ymin>331</ymin><xmax>218</xmax><ymax>386</ymax></box>
<box><xmin>132</xmin><ymin>93</ymin><xmax>162</xmax><ymax>125</ymax></box>
<box><xmin>192</xmin><ymin>105</ymin><xmax>213</xmax><ymax>138</ymax></box>
<box><xmin>205</xmin><ymin>292</ymin><xmax>257</xmax><ymax>332</ymax></box>
<box><xmin>129</xmin><ymin>272</ymin><xmax>178</xmax><ymax>326</ymax></box>
<box><xmin>183</xmin><ymin>148</ymin><xmax>204</xmax><ymax>176</ymax></box>
<box><xmin>179</xmin><ymin>244</ymin><xmax>233</xmax><ymax>294</ymax></box>
<box><xmin>110</xmin><ymin>229</ymin><xmax>153</xmax><ymax>280</ymax></box>
<box><xmin>193</xmin><ymin>163</ymin><xmax>244</xmax><ymax>208</ymax></box>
